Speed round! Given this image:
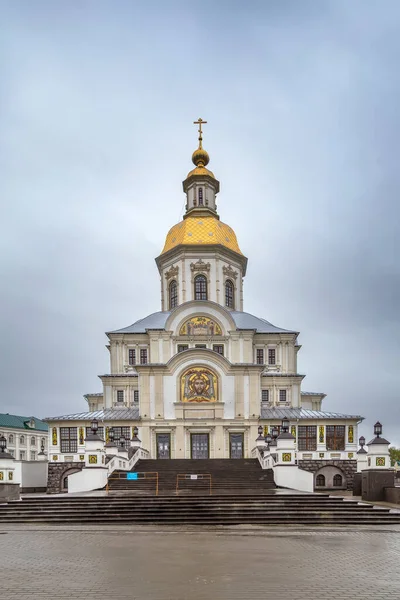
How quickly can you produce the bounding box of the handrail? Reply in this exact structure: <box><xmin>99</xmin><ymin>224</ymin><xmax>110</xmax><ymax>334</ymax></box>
<box><xmin>176</xmin><ymin>473</ymin><xmax>212</xmax><ymax>496</ymax></box>
<box><xmin>107</xmin><ymin>447</ymin><xmax>150</xmax><ymax>475</ymax></box>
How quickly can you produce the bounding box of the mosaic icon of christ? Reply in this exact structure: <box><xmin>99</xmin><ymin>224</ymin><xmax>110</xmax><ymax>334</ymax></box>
<box><xmin>182</xmin><ymin>368</ymin><xmax>216</xmax><ymax>402</ymax></box>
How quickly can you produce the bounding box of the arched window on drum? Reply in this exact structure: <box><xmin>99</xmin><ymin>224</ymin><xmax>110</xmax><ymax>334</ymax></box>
<box><xmin>225</xmin><ymin>279</ymin><xmax>234</xmax><ymax>309</ymax></box>
<box><xmin>169</xmin><ymin>280</ymin><xmax>178</xmax><ymax>309</ymax></box>
<box><xmin>194</xmin><ymin>275</ymin><xmax>207</xmax><ymax>301</ymax></box>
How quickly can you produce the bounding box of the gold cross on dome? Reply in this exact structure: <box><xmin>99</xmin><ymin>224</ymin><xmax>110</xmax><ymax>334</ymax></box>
<box><xmin>193</xmin><ymin>117</ymin><xmax>207</xmax><ymax>147</ymax></box>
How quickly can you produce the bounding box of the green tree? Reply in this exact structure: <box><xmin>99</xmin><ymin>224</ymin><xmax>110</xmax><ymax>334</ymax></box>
<box><xmin>389</xmin><ymin>447</ymin><xmax>400</xmax><ymax>467</ymax></box>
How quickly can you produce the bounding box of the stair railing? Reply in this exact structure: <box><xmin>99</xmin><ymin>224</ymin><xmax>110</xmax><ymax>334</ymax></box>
<box><xmin>107</xmin><ymin>447</ymin><xmax>150</xmax><ymax>476</ymax></box>
<box><xmin>176</xmin><ymin>473</ymin><xmax>212</xmax><ymax>496</ymax></box>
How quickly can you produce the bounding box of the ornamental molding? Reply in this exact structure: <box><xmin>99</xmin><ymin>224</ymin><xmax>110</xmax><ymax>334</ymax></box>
<box><xmin>222</xmin><ymin>264</ymin><xmax>238</xmax><ymax>280</ymax></box>
<box><xmin>165</xmin><ymin>265</ymin><xmax>179</xmax><ymax>280</ymax></box>
<box><xmin>190</xmin><ymin>259</ymin><xmax>210</xmax><ymax>273</ymax></box>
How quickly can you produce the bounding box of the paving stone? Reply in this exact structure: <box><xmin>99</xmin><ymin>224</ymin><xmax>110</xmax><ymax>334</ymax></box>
<box><xmin>1</xmin><ymin>526</ymin><xmax>399</xmax><ymax>599</ymax></box>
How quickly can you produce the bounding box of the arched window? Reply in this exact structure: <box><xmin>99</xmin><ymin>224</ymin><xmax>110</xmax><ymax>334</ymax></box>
<box><xmin>333</xmin><ymin>474</ymin><xmax>343</xmax><ymax>487</ymax></box>
<box><xmin>169</xmin><ymin>280</ymin><xmax>178</xmax><ymax>309</ymax></box>
<box><xmin>8</xmin><ymin>434</ymin><xmax>13</xmax><ymax>444</ymax></box>
<box><xmin>194</xmin><ymin>274</ymin><xmax>207</xmax><ymax>301</ymax></box>
<box><xmin>41</xmin><ymin>437</ymin><xmax>46</xmax><ymax>447</ymax></box>
<box><xmin>198</xmin><ymin>187</ymin><xmax>203</xmax><ymax>205</ymax></box>
<box><xmin>225</xmin><ymin>280</ymin><xmax>234</xmax><ymax>308</ymax></box>
<box><xmin>20</xmin><ymin>435</ymin><xmax>25</xmax><ymax>445</ymax></box>
<box><xmin>31</xmin><ymin>437</ymin><xmax>36</xmax><ymax>446</ymax></box>
<box><xmin>316</xmin><ymin>474</ymin><xmax>325</xmax><ymax>487</ymax></box>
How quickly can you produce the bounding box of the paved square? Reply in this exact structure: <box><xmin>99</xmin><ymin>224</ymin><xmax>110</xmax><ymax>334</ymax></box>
<box><xmin>1</xmin><ymin>525</ymin><xmax>400</xmax><ymax>599</ymax></box>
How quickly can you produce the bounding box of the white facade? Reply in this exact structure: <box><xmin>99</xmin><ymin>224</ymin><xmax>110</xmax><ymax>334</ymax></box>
<box><xmin>0</xmin><ymin>416</ymin><xmax>48</xmax><ymax>462</ymax></box>
<box><xmin>46</xmin><ymin>132</ymin><xmax>362</xmax><ymax>468</ymax></box>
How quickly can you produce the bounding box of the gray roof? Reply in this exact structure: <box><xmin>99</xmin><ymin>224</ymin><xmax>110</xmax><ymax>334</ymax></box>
<box><xmin>108</xmin><ymin>309</ymin><xmax>296</xmax><ymax>335</ymax></box>
<box><xmin>301</xmin><ymin>391</ymin><xmax>326</xmax><ymax>396</ymax></box>
<box><xmin>260</xmin><ymin>407</ymin><xmax>362</xmax><ymax>421</ymax></box>
<box><xmin>44</xmin><ymin>408</ymin><xmax>140</xmax><ymax>422</ymax></box>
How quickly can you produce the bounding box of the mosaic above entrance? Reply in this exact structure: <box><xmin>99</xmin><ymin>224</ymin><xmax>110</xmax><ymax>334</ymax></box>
<box><xmin>179</xmin><ymin>316</ymin><xmax>222</xmax><ymax>336</ymax></box>
<box><xmin>181</xmin><ymin>367</ymin><xmax>218</xmax><ymax>403</ymax></box>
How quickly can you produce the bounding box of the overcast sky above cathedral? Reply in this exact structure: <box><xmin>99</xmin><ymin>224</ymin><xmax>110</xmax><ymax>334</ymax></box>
<box><xmin>1</xmin><ymin>1</ymin><xmax>399</xmax><ymax>443</ymax></box>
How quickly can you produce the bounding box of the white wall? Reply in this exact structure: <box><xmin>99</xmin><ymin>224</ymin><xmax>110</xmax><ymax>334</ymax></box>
<box><xmin>68</xmin><ymin>468</ymin><xmax>108</xmax><ymax>494</ymax></box>
<box><xmin>273</xmin><ymin>465</ymin><xmax>314</xmax><ymax>493</ymax></box>
<box><xmin>21</xmin><ymin>461</ymin><xmax>48</xmax><ymax>488</ymax></box>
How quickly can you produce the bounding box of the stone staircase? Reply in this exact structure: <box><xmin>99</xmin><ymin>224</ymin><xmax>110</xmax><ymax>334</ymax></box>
<box><xmin>1</xmin><ymin>494</ymin><xmax>400</xmax><ymax>525</ymax></box>
<box><xmin>107</xmin><ymin>458</ymin><xmax>276</xmax><ymax>495</ymax></box>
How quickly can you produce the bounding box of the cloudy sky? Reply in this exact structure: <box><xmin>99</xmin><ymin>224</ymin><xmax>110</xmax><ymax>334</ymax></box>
<box><xmin>1</xmin><ymin>1</ymin><xmax>399</xmax><ymax>444</ymax></box>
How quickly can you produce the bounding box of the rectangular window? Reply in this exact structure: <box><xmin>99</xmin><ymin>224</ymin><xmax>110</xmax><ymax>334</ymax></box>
<box><xmin>112</xmin><ymin>426</ymin><xmax>130</xmax><ymax>442</ymax></box>
<box><xmin>298</xmin><ymin>426</ymin><xmax>317</xmax><ymax>451</ymax></box>
<box><xmin>85</xmin><ymin>427</ymin><xmax>104</xmax><ymax>440</ymax></box>
<box><xmin>9</xmin><ymin>449</ymin><xmax>14</xmax><ymax>458</ymax></box>
<box><xmin>256</xmin><ymin>349</ymin><xmax>264</xmax><ymax>364</ymax></box>
<box><xmin>31</xmin><ymin>451</ymin><xmax>36</xmax><ymax>460</ymax></box>
<box><xmin>279</xmin><ymin>389</ymin><xmax>287</xmax><ymax>402</ymax></box>
<box><xmin>326</xmin><ymin>425</ymin><xmax>345</xmax><ymax>451</ymax></box>
<box><xmin>117</xmin><ymin>390</ymin><xmax>124</xmax><ymax>403</ymax></box>
<box><xmin>19</xmin><ymin>451</ymin><xmax>25</xmax><ymax>460</ymax></box>
<box><xmin>60</xmin><ymin>427</ymin><xmax>78</xmax><ymax>453</ymax></box>
<box><xmin>133</xmin><ymin>390</ymin><xmax>139</xmax><ymax>403</ymax></box>
<box><xmin>213</xmin><ymin>345</ymin><xmax>224</xmax><ymax>355</ymax></box>
<box><xmin>31</xmin><ymin>437</ymin><xmax>36</xmax><ymax>446</ymax></box>
<box><xmin>261</xmin><ymin>389</ymin><xmax>269</xmax><ymax>402</ymax></box>
<box><xmin>177</xmin><ymin>344</ymin><xmax>189</xmax><ymax>353</ymax></box>
<box><xmin>195</xmin><ymin>344</ymin><xmax>207</xmax><ymax>349</ymax></box>
<box><xmin>128</xmin><ymin>349</ymin><xmax>136</xmax><ymax>365</ymax></box>
<box><xmin>268</xmin><ymin>348</ymin><xmax>276</xmax><ymax>365</ymax></box>
<box><xmin>140</xmin><ymin>349</ymin><xmax>148</xmax><ymax>364</ymax></box>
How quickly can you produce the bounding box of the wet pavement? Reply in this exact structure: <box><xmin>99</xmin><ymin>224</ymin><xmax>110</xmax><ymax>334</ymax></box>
<box><xmin>1</xmin><ymin>525</ymin><xmax>399</xmax><ymax>599</ymax></box>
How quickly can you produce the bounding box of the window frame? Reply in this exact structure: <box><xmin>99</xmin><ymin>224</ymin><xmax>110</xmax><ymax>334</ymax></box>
<box><xmin>194</xmin><ymin>274</ymin><xmax>208</xmax><ymax>301</ymax></box>
<box><xmin>225</xmin><ymin>279</ymin><xmax>234</xmax><ymax>309</ymax></box>
<box><xmin>128</xmin><ymin>349</ymin><xmax>136</xmax><ymax>365</ymax></box>
<box><xmin>326</xmin><ymin>425</ymin><xmax>345</xmax><ymax>451</ymax></box>
<box><xmin>133</xmin><ymin>390</ymin><xmax>139</xmax><ymax>403</ymax></box>
<box><xmin>112</xmin><ymin>426</ymin><xmax>130</xmax><ymax>443</ymax></box>
<box><xmin>213</xmin><ymin>344</ymin><xmax>224</xmax><ymax>356</ymax></box>
<box><xmin>169</xmin><ymin>280</ymin><xmax>178</xmax><ymax>309</ymax></box>
<box><xmin>268</xmin><ymin>348</ymin><xmax>276</xmax><ymax>365</ymax></box>
<box><xmin>177</xmin><ymin>344</ymin><xmax>189</xmax><ymax>353</ymax></box>
<box><xmin>140</xmin><ymin>348</ymin><xmax>148</xmax><ymax>364</ymax></box>
<box><xmin>85</xmin><ymin>426</ymin><xmax>104</xmax><ymax>440</ymax></box>
<box><xmin>60</xmin><ymin>427</ymin><xmax>78</xmax><ymax>454</ymax></box>
<box><xmin>117</xmin><ymin>390</ymin><xmax>124</xmax><ymax>403</ymax></box>
<box><xmin>261</xmin><ymin>389</ymin><xmax>269</xmax><ymax>403</ymax></box>
<box><xmin>279</xmin><ymin>389</ymin><xmax>287</xmax><ymax>403</ymax></box>
<box><xmin>256</xmin><ymin>349</ymin><xmax>264</xmax><ymax>365</ymax></box>
<box><xmin>198</xmin><ymin>187</ymin><xmax>203</xmax><ymax>205</ymax></box>
<box><xmin>333</xmin><ymin>474</ymin><xmax>343</xmax><ymax>487</ymax></box>
<box><xmin>297</xmin><ymin>425</ymin><xmax>317</xmax><ymax>451</ymax></box>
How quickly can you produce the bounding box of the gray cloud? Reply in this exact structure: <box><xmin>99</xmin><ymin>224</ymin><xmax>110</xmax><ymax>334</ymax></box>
<box><xmin>1</xmin><ymin>0</ymin><xmax>399</xmax><ymax>444</ymax></box>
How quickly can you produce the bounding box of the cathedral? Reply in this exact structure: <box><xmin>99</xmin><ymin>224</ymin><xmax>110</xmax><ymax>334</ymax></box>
<box><xmin>46</xmin><ymin>120</ymin><xmax>361</xmax><ymax>491</ymax></box>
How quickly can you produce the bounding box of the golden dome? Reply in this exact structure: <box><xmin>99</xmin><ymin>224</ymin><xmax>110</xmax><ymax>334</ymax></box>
<box><xmin>186</xmin><ymin>165</ymin><xmax>215</xmax><ymax>179</ymax></box>
<box><xmin>161</xmin><ymin>216</ymin><xmax>242</xmax><ymax>255</ymax></box>
<box><xmin>192</xmin><ymin>146</ymin><xmax>210</xmax><ymax>167</ymax></box>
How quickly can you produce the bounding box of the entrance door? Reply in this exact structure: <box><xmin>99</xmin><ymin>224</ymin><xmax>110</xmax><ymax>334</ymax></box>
<box><xmin>230</xmin><ymin>433</ymin><xmax>244</xmax><ymax>459</ymax></box>
<box><xmin>191</xmin><ymin>434</ymin><xmax>209</xmax><ymax>459</ymax></box>
<box><xmin>156</xmin><ymin>433</ymin><xmax>171</xmax><ymax>459</ymax></box>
